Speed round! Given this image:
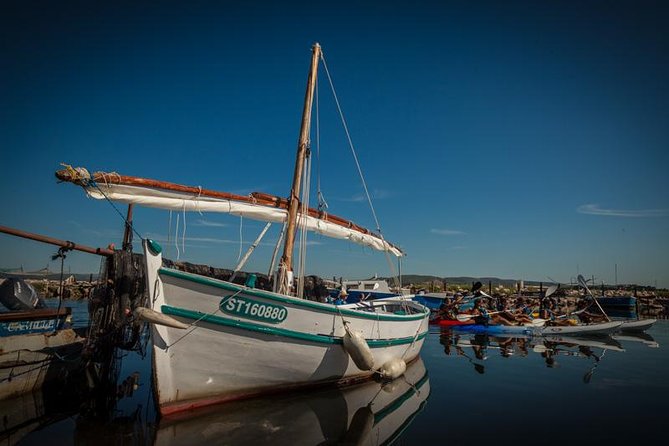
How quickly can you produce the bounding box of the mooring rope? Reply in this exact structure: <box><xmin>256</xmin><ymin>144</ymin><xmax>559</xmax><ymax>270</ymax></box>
<box><xmin>401</xmin><ymin>322</ymin><xmax>424</xmax><ymax>360</ymax></box>
<box><xmin>164</xmin><ymin>288</ymin><xmax>245</xmax><ymax>350</ymax></box>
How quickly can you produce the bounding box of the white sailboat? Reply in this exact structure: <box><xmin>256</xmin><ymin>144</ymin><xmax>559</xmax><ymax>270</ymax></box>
<box><xmin>58</xmin><ymin>43</ymin><xmax>429</xmax><ymax>415</ymax></box>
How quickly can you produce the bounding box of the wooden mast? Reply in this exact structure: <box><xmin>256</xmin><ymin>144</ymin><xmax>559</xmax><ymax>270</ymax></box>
<box><xmin>277</xmin><ymin>43</ymin><xmax>321</xmax><ymax>295</ymax></box>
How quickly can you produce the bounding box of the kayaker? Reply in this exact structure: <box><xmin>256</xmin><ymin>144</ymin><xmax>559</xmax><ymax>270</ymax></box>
<box><xmin>540</xmin><ymin>307</ymin><xmax>573</xmax><ymax>326</ymax></box>
<box><xmin>479</xmin><ymin>297</ymin><xmax>528</xmax><ymax>326</ymax></box>
<box><xmin>467</xmin><ymin>298</ymin><xmax>522</xmax><ymax>326</ymax></box>
<box><xmin>496</xmin><ymin>299</ymin><xmax>534</xmax><ymax>325</ymax></box>
<box><xmin>471</xmin><ymin>298</ymin><xmax>491</xmax><ymax>326</ymax></box>
<box><xmin>577</xmin><ymin>309</ymin><xmax>607</xmax><ymax>324</ymax></box>
<box><xmin>437</xmin><ymin>293</ymin><xmax>464</xmax><ymax>320</ymax></box>
<box><xmin>334</xmin><ymin>289</ymin><xmax>348</xmax><ymax>305</ymax></box>
<box><xmin>575</xmin><ymin>300</ymin><xmax>607</xmax><ymax>323</ymax></box>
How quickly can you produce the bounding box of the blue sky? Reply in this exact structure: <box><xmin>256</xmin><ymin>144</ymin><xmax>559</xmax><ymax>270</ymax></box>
<box><xmin>1</xmin><ymin>1</ymin><xmax>668</xmax><ymax>287</ymax></box>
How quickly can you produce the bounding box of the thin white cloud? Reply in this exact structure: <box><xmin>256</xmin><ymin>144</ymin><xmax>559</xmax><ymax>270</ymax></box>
<box><xmin>431</xmin><ymin>228</ymin><xmax>466</xmax><ymax>236</ymax></box>
<box><xmin>143</xmin><ymin>234</ymin><xmax>322</xmax><ymax>248</ymax></box>
<box><xmin>577</xmin><ymin>204</ymin><xmax>669</xmax><ymax>218</ymax></box>
<box><xmin>145</xmin><ymin>235</ymin><xmax>241</xmax><ymax>245</ymax></box>
<box><xmin>193</xmin><ymin>219</ymin><xmax>228</xmax><ymax>228</ymax></box>
<box><xmin>338</xmin><ymin>189</ymin><xmax>391</xmax><ymax>202</ymax></box>
<box><xmin>69</xmin><ymin>220</ymin><xmax>121</xmax><ymax>238</ymax></box>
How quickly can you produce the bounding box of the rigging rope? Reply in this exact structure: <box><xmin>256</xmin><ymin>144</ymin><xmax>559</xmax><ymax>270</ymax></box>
<box><xmin>296</xmin><ymin>151</ymin><xmax>312</xmax><ymax>298</ymax></box>
<box><xmin>174</xmin><ymin>213</ymin><xmax>180</xmax><ymax>259</ymax></box>
<box><xmin>167</xmin><ymin>210</ymin><xmax>173</xmax><ymax>244</ymax></box>
<box><xmin>320</xmin><ymin>53</ymin><xmax>400</xmax><ymax>288</ymax></box>
<box><xmin>89</xmin><ymin>181</ymin><xmax>143</xmax><ymax>241</ymax></box>
<box><xmin>237</xmin><ymin>215</ymin><xmax>244</xmax><ymax>263</ymax></box>
<box><xmin>315</xmin><ymin>77</ymin><xmax>328</xmax><ymax>212</ymax></box>
<box><xmin>268</xmin><ymin>222</ymin><xmax>287</xmax><ymax>282</ymax></box>
<box><xmin>182</xmin><ymin>204</ymin><xmax>187</xmax><ymax>254</ymax></box>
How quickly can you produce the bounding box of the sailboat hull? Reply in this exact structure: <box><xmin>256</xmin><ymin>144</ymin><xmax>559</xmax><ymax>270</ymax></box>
<box><xmin>144</xmin><ymin>243</ymin><xmax>429</xmax><ymax>415</ymax></box>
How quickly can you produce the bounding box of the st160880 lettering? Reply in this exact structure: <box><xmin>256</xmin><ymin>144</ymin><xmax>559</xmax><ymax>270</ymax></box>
<box><xmin>220</xmin><ymin>296</ymin><xmax>287</xmax><ymax>324</ymax></box>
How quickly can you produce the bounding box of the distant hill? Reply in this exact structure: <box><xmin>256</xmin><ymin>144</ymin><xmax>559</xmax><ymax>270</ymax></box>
<box><xmin>393</xmin><ymin>275</ymin><xmax>550</xmax><ymax>288</ymax></box>
<box><xmin>0</xmin><ymin>271</ymin><xmax>98</xmax><ymax>282</ymax></box>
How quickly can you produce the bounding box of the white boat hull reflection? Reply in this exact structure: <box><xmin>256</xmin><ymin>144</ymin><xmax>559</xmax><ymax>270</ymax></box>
<box><xmin>155</xmin><ymin>357</ymin><xmax>430</xmax><ymax>446</ymax></box>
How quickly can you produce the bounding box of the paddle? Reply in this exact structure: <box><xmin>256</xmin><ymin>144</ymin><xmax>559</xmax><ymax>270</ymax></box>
<box><xmin>533</xmin><ymin>344</ymin><xmax>548</xmax><ymax>353</ymax></box>
<box><xmin>520</xmin><ymin>286</ymin><xmax>557</xmax><ymax>326</ymax></box>
<box><xmin>456</xmin><ymin>312</ymin><xmax>545</xmax><ymax>327</ymax></box>
<box><xmin>544</xmin><ymin>285</ymin><xmax>558</xmax><ymax>298</ymax></box>
<box><xmin>525</xmin><ymin>319</ymin><xmax>546</xmax><ymax>327</ymax></box>
<box><xmin>455</xmin><ymin>344</ymin><xmax>488</xmax><ymax>368</ymax></box>
<box><xmin>577</xmin><ymin>274</ymin><xmax>611</xmax><ymax>322</ymax></box>
<box><xmin>456</xmin><ymin>311</ymin><xmax>501</xmax><ymax>322</ymax></box>
<box><xmin>583</xmin><ymin>350</ymin><xmax>606</xmax><ymax>384</ymax></box>
<box><xmin>476</xmin><ymin>289</ymin><xmax>493</xmax><ymax>299</ymax></box>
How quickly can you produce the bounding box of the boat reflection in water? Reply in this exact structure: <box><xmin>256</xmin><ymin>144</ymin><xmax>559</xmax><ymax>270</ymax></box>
<box><xmin>0</xmin><ymin>380</ymin><xmax>83</xmax><ymax>445</ymax></box>
<box><xmin>613</xmin><ymin>330</ymin><xmax>660</xmax><ymax>348</ymax></box>
<box><xmin>440</xmin><ymin>328</ymin><xmax>659</xmax><ymax>380</ymax></box>
<box><xmin>155</xmin><ymin>357</ymin><xmax>429</xmax><ymax>446</ymax></box>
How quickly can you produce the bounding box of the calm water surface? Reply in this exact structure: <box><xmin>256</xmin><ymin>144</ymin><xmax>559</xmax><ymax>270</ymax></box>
<box><xmin>9</xmin><ymin>300</ymin><xmax>669</xmax><ymax>445</ymax></box>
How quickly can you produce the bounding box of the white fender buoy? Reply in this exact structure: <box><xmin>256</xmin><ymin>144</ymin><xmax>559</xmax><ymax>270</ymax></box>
<box><xmin>134</xmin><ymin>307</ymin><xmax>189</xmax><ymax>329</ymax></box>
<box><xmin>533</xmin><ymin>344</ymin><xmax>548</xmax><ymax>353</ymax></box>
<box><xmin>342</xmin><ymin>329</ymin><xmax>374</xmax><ymax>371</ymax></box>
<box><xmin>340</xmin><ymin>405</ymin><xmax>374</xmax><ymax>444</ymax></box>
<box><xmin>379</xmin><ymin>357</ymin><xmax>406</xmax><ymax>380</ymax></box>
<box><xmin>381</xmin><ymin>379</ymin><xmax>401</xmax><ymax>394</ymax></box>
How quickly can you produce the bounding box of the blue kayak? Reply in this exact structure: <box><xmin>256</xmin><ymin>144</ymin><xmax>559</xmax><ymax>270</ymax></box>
<box><xmin>452</xmin><ymin>324</ymin><xmax>541</xmax><ymax>335</ymax></box>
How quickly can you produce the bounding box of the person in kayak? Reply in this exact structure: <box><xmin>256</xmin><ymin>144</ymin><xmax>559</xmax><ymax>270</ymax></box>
<box><xmin>334</xmin><ymin>289</ymin><xmax>348</xmax><ymax>305</ymax></box>
<box><xmin>575</xmin><ymin>299</ymin><xmax>607</xmax><ymax>323</ymax></box>
<box><xmin>437</xmin><ymin>293</ymin><xmax>469</xmax><ymax>322</ymax></box>
<box><xmin>470</xmin><ymin>298</ymin><xmax>491</xmax><ymax>326</ymax></box>
<box><xmin>470</xmin><ymin>298</ymin><xmax>518</xmax><ymax>326</ymax></box>
<box><xmin>474</xmin><ymin>296</ymin><xmax>532</xmax><ymax>326</ymax></box>
<box><xmin>495</xmin><ymin>297</ymin><xmax>535</xmax><ymax>325</ymax></box>
<box><xmin>539</xmin><ymin>306</ymin><xmax>573</xmax><ymax>326</ymax></box>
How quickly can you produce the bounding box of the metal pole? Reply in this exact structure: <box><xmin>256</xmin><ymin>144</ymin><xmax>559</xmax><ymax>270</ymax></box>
<box><xmin>0</xmin><ymin>224</ymin><xmax>113</xmax><ymax>256</ymax></box>
<box><xmin>231</xmin><ymin>222</ymin><xmax>272</xmax><ymax>282</ymax></box>
<box><xmin>122</xmin><ymin>204</ymin><xmax>134</xmax><ymax>251</ymax></box>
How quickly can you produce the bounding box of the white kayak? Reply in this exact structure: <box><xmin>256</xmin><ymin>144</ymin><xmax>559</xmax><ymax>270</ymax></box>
<box><xmin>540</xmin><ymin>320</ymin><xmax>623</xmax><ymax>336</ymax></box>
<box><xmin>537</xmin><ymin>335</ymin><xmax>625</xmax><ymax>352</ymax></box>
<box><xmin>619</xmin><ymin>318</ymin><xmax>656</xmax><ymax>332</ymax></box>
<box><xmin>612</xmin><ymin>332</ymin><xmax>659</xmax><ymax>348</ymax></box>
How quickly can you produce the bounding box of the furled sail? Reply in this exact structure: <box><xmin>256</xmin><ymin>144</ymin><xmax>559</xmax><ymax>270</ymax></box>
<box><xmin>56</xmin><ymin>168</ymin><xmax>404</xmax><ymax>257</ymax></box>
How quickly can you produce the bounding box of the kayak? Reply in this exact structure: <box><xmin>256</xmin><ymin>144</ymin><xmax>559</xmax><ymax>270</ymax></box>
<box><xmin>539</xmin><ymin>335</ymin><xmax>625</xmax><ymax>352</ymax></box>
<box><xmin>452</xmin><ymin>324</ymin><xmax>541</xmax><ymax>335</ymax></box>
<box><xmin>540</xmin><ymin>320</ymin><xmax>622</xmax><ymax>336</ymax></box>
<box><xmin>612</xmin><ymin>332</ymin><xmax>659</xmax><ymax>348</ymax></box>
<box><xmin>412</xmin><ymin>294</ymin><xmax>449</xmax><ymax>311</ymax></box>
<box><xmin>619</xmin><ymin>318</ymin><xmax>656</xmax><ymax>332</ymax></box>
<box><xmin>430</xmin><ymin>318</ymin><xmax>473</xmax><ymax>326</ymax></box>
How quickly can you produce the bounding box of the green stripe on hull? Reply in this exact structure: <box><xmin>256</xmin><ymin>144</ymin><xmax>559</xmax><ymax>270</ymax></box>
<box><xmin>159</xmin><ymin>267</ymin><xmax>429</xmax><ymax>322</ymax></box>
<box><xmin>161</xmin><ymin>305</ymin><xmax>428</xmax><ymax>347</ymax></box>
<box><xmin>374</xmin><ymin>372</ymin><xmax>429</xmax><ymax>424</ymax></box>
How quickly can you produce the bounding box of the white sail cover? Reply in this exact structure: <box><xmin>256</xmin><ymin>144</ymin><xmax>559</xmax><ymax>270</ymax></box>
<box><xmin>84</xmin><ymin>183</ymin><xmax>403</xmax><ymax>257</ymax></box>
